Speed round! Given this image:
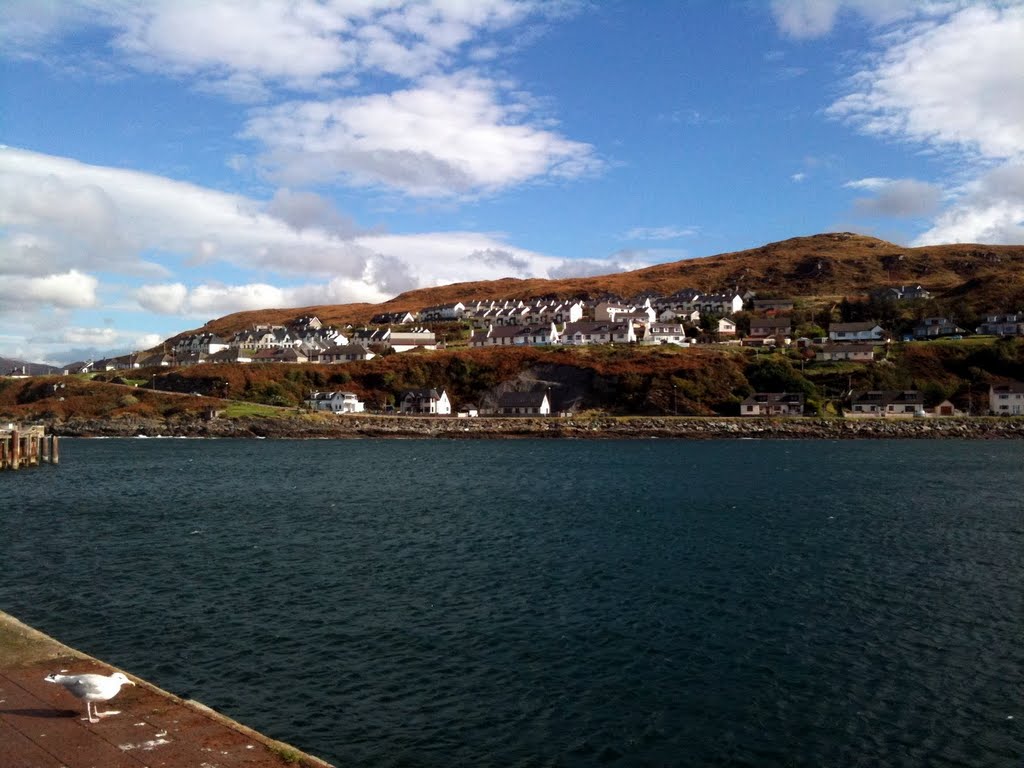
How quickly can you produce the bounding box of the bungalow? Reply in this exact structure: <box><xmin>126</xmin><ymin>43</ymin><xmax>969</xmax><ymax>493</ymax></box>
<box><xmin>717</xmin><ymin>317</ymin><xmax>737</xmax><ymax>336</ymax></box>
<box><xmin>976</xmin><ymin>313</ymin><xmax>1024</xmax><ymax>336</ymax></box>
<box><xmin>658</xmin><ymin>307</ymin><xmax>701</xmax><ymax>323</ymax></box>
<box><xmin>138</xmin><ymin>353</ymin><xmax>174</xmax><ymax>367</ymax></box>
<box><xmin>645</xmin><ymin>323</ymin><xmax>689</xmax><ymax>345</ymax></box>
<box><xmin>371</xmin><ymin>311</ymin><xmax>417</xmax><ymax>325</ymax></box>
<box><xmin>497</xmin><ymin>390</ymin><xmax>552</xmax><ymax>416</ymax></box>
<box><xmin>816</xmin><ymin>344</ymin><xmax>875</xmax><ymax>362</ymax></box>
<box><xmin>740</xmin><ymin>392</ymin><xmax>805</xmax><ymax>416</ymax></box>
<box><xmin>749</xmin><ymin>317</ymin><xmax>792</xmax><ymax>339</ymax></box>
<box><xmin>316</xmin><ymin>344</ymin><xmax>375</xmax><ymax>364</ymax></box>
<box><xmin>872</xmin><ymin>284</ymin><xmax>933</xmax><ymax>302</ymax></box>
<box><xmin>208</xmin><ymin>348</ymin><xmax>253</xmax><ymax>365</ymax></box>
<box><xmin>251</xmin><ymin>347</ymin><xmax>308</xmax><ymax>364</ymax></box>
<box><xmin>989</xmin><ymin>381</ymin><xmax>1024</xmax><ymax>415</ymax></box>
<box><xmin>388</xmin><ymin>329</ymin><xmax>436</xmax><ymax>352</ymax></box>
<box><xmin>561</xmin><ymin>321</ymin><xmax>636</xmax><ymax>345</ymax></box>
<box><xmin>472</xmin><ymin>323</ymin><xmax>560</xmax><ymax>347</ymax></box>
<box><xmin>829</xmin><ymin>322</ymin><xmax>887</xmax><ymax>342</ymax></box>
<box><xmin>420</xmin><ymin>302</ymin><xmax>465</xmax><ymax>321</ymax></box>
<box><xmin>850</xmin><ymin>390</ymin><xmax>924</xmax><ymax>416</ymax></box>
<box><xmin>306</xmin><ymin>391</ymin><xmax>365</xmax><ymax>413</ymax></box>
<box><xmin>913</xmin><ymin>317</ymin><xmax>966</xmax><ymax>339</ymax></box>
<box><xmin>399</xmin><ymin>388</ymin><xmax>451</xmax><ymax>415</ymax></box>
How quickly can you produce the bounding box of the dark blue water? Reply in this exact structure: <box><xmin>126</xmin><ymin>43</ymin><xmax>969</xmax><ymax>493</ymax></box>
<box><xmin>1</xmin><ymin>438</ymin><xmax>1022</xmax><ymax>767</ymax></box>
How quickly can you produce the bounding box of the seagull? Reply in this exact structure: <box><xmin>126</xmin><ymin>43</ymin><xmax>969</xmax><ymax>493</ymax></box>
<box><xmin>45</xmin><ymin>671</ymin><xmax>136</xmax><ymax>723</ymax></box>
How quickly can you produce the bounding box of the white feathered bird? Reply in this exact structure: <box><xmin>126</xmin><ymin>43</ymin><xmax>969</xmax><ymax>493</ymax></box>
<box><xmin>45</xmin><ymin>671</ymin><xmax>136</xmax><ymax>723</ymax></box>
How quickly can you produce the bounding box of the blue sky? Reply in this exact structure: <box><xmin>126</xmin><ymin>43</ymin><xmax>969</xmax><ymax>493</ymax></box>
<box><xmin>1</xmin><ymin>0</ymin><xmax>1022</xmax><ymax>364</ymax></box>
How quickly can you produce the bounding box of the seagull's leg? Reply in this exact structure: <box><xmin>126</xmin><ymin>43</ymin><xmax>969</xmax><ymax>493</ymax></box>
<box><xmin>84</xmin><ymin>702</ymin><xmax>99</xmax><ymax>723</ymax></box>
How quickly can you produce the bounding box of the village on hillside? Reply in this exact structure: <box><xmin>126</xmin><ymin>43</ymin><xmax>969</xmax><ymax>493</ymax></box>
<box><xmin>27</xmin><ymin>284</ymin><xmax>1022</xmax><ymax>420</ymax></box>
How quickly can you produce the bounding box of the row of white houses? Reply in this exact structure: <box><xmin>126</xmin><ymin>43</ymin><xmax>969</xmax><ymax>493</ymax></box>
<box><xmin>304</xmin><ymin>388</ymin><xmax>555</xmax><ymax>417</ymax></box>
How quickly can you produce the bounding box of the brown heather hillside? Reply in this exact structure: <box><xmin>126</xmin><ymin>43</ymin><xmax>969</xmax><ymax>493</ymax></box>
<box><xmin>4</xmin><ymin>338</ymin><xmax>1022</xmax><ymax>426</ymax></box>
<box><xmin>179</xmin><ymin>232</ymin><xmax>1024</xmax><ymax>342</ymax></box>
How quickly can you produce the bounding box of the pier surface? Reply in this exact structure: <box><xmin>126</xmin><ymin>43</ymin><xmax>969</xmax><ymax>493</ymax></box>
<box><xmin>0</xmin><ymin>611</ymin><xmax>332</xmax><ymax>768</ymax></box>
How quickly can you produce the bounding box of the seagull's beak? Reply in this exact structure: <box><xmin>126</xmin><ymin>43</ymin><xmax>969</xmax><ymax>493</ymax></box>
<box><xmin>126</xmin><ymin>680</ymin><xmax>137</xmax><ymax>686</ymax></box>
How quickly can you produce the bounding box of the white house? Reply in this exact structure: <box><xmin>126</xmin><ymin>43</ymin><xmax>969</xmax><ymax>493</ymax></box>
<box><xmin>850</xmin><ymin>390</ymin><xmax>924</xmax><ymax>416</ymax></box>
<box><xmin>989</xmin><ymin>381</ymin><xmax>1024</xmax><ymax>415</ymax></box>
<box><xmin>717</xmin><ymin>318</ymin><xmax>737</xmax><ymax>336</ymax></box>
<box><xmin>497</xmin><ymin>390</ymin><xmax>552</xmax><ymax>415</ymax></box>
<box><xmin>740</xmin><ymin>392</ymin><xmax>804</xmax><ymax>416</ymax></box>
<box><xmin>645</xmin><ymin>323</ymin><xmax>688</xmax><ymax>345</ymax></box>
<box><xmin>561</xmin><ymin>321</ymin><xmax>636</xmax><ymax>345</ymax></box>
<box><xmin>829</xmin><ymin>322</ymin><xmax>887</xmax><ymax>342</ymax></box>
<box><xmin>399</xmin><ymin>388</ymin><xmax>451</xmax><ymax>415</ymax></box>
<box><xmin>816</xmin><ymin>344</ymin><xmax>875</xmax><ymax>362</ymax></box>
<box><xmin>388</xmin><ymin>329</ymin><xmax>437</xmax><ymax>352</ymax></box>
<box><xmin>307</xmin><ymin>391</ymin><xmax>365</xmax><ymax>413</ymax></box>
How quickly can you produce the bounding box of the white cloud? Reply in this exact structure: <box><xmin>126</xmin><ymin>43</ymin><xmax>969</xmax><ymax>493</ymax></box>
<box><xmin>914</xmin><ymin>162</ymin><xmax>1024</xmax><ymax>244</ymax></box>
<box><xmin>243</xmin><ymin>72</ymin><xmax>601</xmax><ymax>196</ymax></box>
<box><xmin>828</xmin><ymin>4</ymin><xmax>1024</xmax><ymax>160</ymax></box>
<box><xmin>0</xmin><ymin>270</ymin><xmax>99</xmax><ymax>312</ymax></box>
<box><xmin>2</xmin><ymin>148</ymin><xmax>639</xmax><ymax>329</ymax></box>
<box><xmin>771</xmin><ymin>0</ymin><xmax>927</xmax><ymax>38</ymax></box>
<box><xmin>3</xmin><ymin>0</ymin><xmax>545</xmax><ymax>93</ymax></box>
<box><xmin>845</xmin><ymin>177</ymin><xmax>944</xmax><ymax>217</ymax></box>
<box><xmin>136</xmin><ymin>282</ymin><xmax>189</xmax><ymax>314</ymax></box>
<box><xmin>791</xmin><ymin>172</ymin><xmax>807</xmax><ymax>182</ymax></box>
<box><xmin>623</xmin><ymin>226</ymin><xmax>698</xmax><ymax>241</ymax></box>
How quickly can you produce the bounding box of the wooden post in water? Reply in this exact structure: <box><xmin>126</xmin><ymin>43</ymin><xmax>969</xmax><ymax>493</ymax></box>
<box><xmin>10</xmin><ymin>428</ymin><xmax>19</xmax><ymax>470</ymax></box>
<box><xmin>40</xmin><ymin>434</ymin><xmax>50</xmax><ymax>463</ymax></box>
<box><xmin>0</xmin><ymin>438</ymin><xmax>7</xmax><ymax>469</ymax></box>
<box><xmin>51</xmin><ymin>435</ymin><xmax>59</xmax><ymax>465</ymax></box>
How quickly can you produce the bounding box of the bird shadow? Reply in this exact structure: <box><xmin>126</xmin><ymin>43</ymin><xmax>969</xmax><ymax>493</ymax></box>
<box><xmin>1</xmin><ymin>708</ymin><xmax>78</xmax><ymax>718</ymax></box>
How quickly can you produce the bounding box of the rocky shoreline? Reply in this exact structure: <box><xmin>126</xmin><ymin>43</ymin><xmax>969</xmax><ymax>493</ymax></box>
<box><xmin>46</xmin><ymin>414</ymin><xmax>1024</xmax><ymax>439</ymax></box>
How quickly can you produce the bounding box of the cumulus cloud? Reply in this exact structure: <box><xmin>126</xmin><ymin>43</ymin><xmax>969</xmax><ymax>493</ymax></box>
<box><xmin>2</xmin><ymin>0</ymin><xmax>545</xmax><ymax>93</ymax></box>
<box><xmin>914</xmin><ymin>163</ymin><xmax>1024</xmax><ymax>245</ymax></box>
<box><xmin>0</xmin><ymin>270</ymin><xmax>98</xmax><ymax>313</ymax></box>
<box><xmin>828</xmin><ymin>5</ymin><xmax>1024</xmax><ymax>160</ymax></box>
<box><xmin>845</xmin><ymin>177</ymin><xmax>943</xmax><ymax>217</ymax></box>
<box><xmin>244</xmin><ymin>73</ymin><xmax>601</xmax><ymax>197</ymax></box>
<box><xmin>265</xmin><ymin>188</ymin><xmax>362</xmax><ymax>237</ymax></box>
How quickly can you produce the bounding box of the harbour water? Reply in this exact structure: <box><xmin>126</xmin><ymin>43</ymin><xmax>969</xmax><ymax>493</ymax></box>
<box><xmin>1</xmin><ymin>438</ymin><xmax>1021</xmax><ymax>767</ymax></box>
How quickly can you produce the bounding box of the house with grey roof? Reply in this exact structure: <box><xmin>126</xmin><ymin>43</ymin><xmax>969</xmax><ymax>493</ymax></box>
<box><xmin>740</xmin><ymin>392</ymin><xmax>804</xmax><ymax>416</ymax></box>
<box><xmin>497</xmin><ymin>390</ymin><xmax>552</xmax><ymax>416</ymax></box>
<box><xmin>399</xmin><ymin>388</ymin><xmax>451</xmax><ymax>415</ymax></box>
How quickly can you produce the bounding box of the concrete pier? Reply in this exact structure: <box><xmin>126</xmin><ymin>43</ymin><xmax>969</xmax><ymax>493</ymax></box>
<box><xmin>1</xmin><ymin>426</ymin><xmax>59</xmax><ymax>470</ymax></box>
<box><xmin>0</xmin><ymin>611</ymin><xmax>333</xmax><ymax>767</ymax></box>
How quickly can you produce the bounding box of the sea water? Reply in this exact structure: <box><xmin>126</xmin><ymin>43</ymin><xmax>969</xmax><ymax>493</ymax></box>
<box><xmin>1</xmin><ymin>438</ymin><xmax>1021</xmax><ymax>767</ymax></box>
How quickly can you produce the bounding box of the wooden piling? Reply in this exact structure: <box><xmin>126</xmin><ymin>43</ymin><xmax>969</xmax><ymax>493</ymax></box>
<box><xmin>1</xmin><ymin>426</ymin><xmax>59</xmax><ymax>470</ymax></box>
<box><xmin>10</xmin><ymin>429</ymin><xmax>20</xmax><ymax>470</ymax></box>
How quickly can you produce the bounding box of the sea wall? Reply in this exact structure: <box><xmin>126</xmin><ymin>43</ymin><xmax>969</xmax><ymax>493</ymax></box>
<box><xmin>47</xmin><ymin>414</ymin><xmax>1024</xmax><ymax>439</ymax></box>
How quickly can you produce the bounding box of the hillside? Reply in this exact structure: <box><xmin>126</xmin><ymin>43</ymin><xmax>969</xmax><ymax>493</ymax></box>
<box><xmin>4</xmin><ymin>338</ymin><xmax>1022</xmax><ymax>428</ymax></box>
<box><xmin>183</xmin><ymin>233</ymin><xmax>1024</xmax><ymax>341</ymax></box>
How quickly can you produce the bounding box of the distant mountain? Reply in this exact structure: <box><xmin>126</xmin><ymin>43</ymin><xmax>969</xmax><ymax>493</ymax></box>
<box><xmin>178</xmin><ymin>232</ymin><xmax>1024</xmax><ymax>341</ymax></box>
<box><xmin>1</xmin><ymin>357</ymin><xmax>63</xmax><ymax>376</ymax></box>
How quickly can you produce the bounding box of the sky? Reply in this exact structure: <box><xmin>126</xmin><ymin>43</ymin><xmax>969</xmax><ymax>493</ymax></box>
<box><xmin>1</xmin><ymin>0</ymin><xmax>1023</xmax><ymax>365</ymax></box>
